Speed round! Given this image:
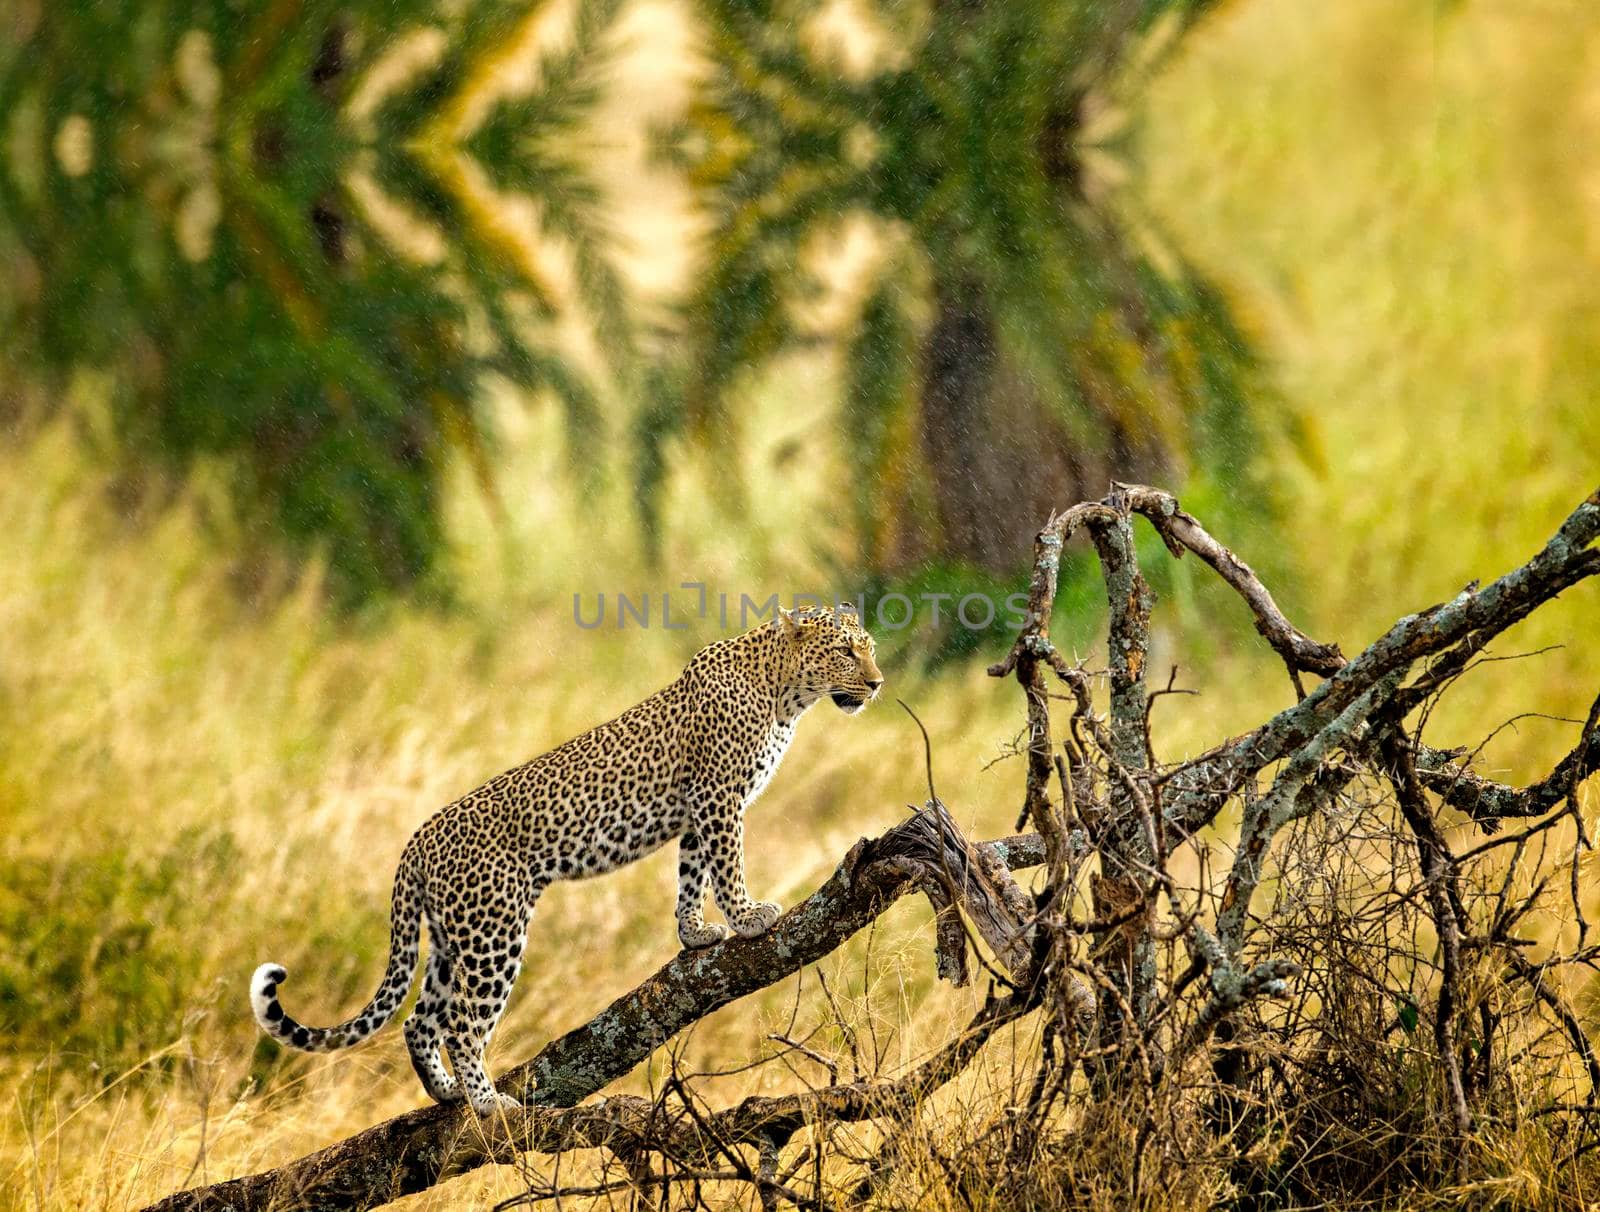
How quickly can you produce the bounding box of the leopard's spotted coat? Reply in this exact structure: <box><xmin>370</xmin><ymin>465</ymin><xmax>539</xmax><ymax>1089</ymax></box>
<box><xmin>250</xmin><ymin>606</ymin><xmax>882</xmax><ymax>1112</ymax></box>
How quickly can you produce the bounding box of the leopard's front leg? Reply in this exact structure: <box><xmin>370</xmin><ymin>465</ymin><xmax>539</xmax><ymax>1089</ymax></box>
<box><xmin>692</xmin><ymin>792</ymin><xmax>781</xmax><ymax>938</ymax></box>
<box><xmin>676</xmin><ymin>830</ymin><xmax>730</xmax><ymax>949</ymax></box>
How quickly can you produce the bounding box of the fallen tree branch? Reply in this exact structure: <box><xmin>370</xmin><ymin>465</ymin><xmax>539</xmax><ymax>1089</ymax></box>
<box><xmin>1416</xmin><ymin>691</ymin><xmax>1600</xmax><ymax>829</ymax></box>
<box><xmin>144</xmin><ymin>818</ymin><xmax>1045</xmax><ymax>1212</ymax></box>
<box><xmin>146</xmin><ymin>485</ymin><xmax>1600</xmax><ymax>1211</ymax></box>
<box><xmin>982</xmin><ymin>481</ymin><xmax>1600</xmax><ymax>1148</ymax></box>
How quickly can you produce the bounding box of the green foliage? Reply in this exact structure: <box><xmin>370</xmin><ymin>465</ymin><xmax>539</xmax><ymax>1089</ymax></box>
<box><xmin>842</xmin><ymin>276</ymin><xmax>924</xmax><ymax>567</ymax></box>
<box><xmin>1398</xmin><ymin>996</ymin><xmax>1421</xmax><ymax>1035</ymax></box>
<box><xmin>2</xmin><ymin>0</ymin><xmax>1293</xmax><ymax>624</ymax></box>
<box><xmin>0</xmin><ymin>0</ymin><xmax>624</xmax><ymax>607</ymax></box>
<box><xmin>0</xmin><ymin>831</ymin><xmax>230</xmax><ymax>1069</ymax></box>
<box><xmin>631</xmin><ymin>366</ymin><xmax>690</xmax><ymax>563</ymax></box>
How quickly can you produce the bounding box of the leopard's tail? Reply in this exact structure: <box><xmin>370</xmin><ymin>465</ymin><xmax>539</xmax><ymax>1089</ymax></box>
<box><xmin>250</xmin><ymin>849</ymin><xmax>425</xmax><ymax>1054</ymax></box>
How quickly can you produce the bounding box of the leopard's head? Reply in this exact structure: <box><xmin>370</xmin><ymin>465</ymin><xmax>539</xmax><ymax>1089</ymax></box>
<box><xmin>777</xmin><ymin>605</ymin><xmax>883</xmax><ymax>714</ymax></box>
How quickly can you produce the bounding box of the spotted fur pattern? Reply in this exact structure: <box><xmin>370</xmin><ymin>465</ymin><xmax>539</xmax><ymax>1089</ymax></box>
<box><xmin>251</xmin><ymin>606</ymin><xmax>882</xmax><ymax>1113</ymax></box>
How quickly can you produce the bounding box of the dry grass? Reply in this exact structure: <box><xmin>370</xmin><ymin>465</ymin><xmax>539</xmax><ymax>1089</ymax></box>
<box><xmin>4</xmin><ymin>0</ymin><xmax>1600</xmax><ymax>1208</ymax></box>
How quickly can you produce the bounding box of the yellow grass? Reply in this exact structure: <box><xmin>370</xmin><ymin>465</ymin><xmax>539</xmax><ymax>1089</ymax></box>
<box><xmin>4</xmin><ymin>0</ymin><xmax>1600</xmax><ymax>1208</ymax></box>
<box><xmin>1144</xmin><ymin>0</ymin><xmax>1600</xmax><ymax>756</ymax></box>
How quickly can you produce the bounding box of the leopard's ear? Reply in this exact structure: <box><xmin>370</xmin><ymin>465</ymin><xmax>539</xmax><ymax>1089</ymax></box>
<box><xmin>777</xmin><ymin>607</ymin><xmax>801</xmax><ymax>640</ymax></box>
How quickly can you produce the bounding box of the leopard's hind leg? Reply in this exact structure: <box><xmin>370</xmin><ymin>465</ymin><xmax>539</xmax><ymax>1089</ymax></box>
<box><xmin>440</xmin><ymin>883</ymin><xmax>540</xmax><ymax>1114</ymax></box>
<box><xmin>403</xmin><ymin>934</ymin><xmax>460</xmax><ymax>1104</ymax></box>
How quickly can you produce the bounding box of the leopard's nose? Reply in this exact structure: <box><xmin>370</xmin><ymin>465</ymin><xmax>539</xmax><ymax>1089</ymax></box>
<box><xmin>865</xmin><ymin>678</ymin><xmax>883</xmax><ymax>693</ymax></box>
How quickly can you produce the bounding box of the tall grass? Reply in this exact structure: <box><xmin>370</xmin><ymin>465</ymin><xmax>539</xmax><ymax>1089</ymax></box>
<box><xmin>3</xmin><ymin>0</ymin><xmax>1600</xmax><ymax>1207</ymax></box>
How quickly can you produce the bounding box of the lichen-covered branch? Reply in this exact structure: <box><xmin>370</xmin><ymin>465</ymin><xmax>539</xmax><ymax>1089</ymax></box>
<box><xmin>988</xmin><ymin>506</ymin><xmax>1114</xmax><ymax>880</ymax></box>
<box><xmin>1213</xmin><ymin>672</ymin><xmax>1403</xmax><ymax>956</ymax></box>
<box><xmin>1416</xmin><ymin>691</ymin><xmax>1600</xmax><ymax>829</ymax></box>
<box><xmin>983</xmin><ymin>482</ymin><xmax>1600</xmax><ymax>1123</ymax></box>
<box><xmin>1085</xmin><ymin>501</ymin><xmax>1160</xmax><ymax>1060</ymax></box>
<box><xmin>1164</xmin><ymin>488</ymin><xmax>1600</xmax><ymax>836</ymax></box>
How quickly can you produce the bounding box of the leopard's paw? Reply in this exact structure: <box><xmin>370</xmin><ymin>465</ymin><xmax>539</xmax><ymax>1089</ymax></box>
<box><xmin>679</xmin><ymin>920</ymin><xmax>731</xmax><ymax>949</ymax></box>
<box><xmin>731</xmin><ymin>900</ymin><xmax>782</xmax><ymax>938</ymax></box>
<box><xmin>471</xmin><ymin>1091</ymin><xmax>523</xmax><ymax>1115</ymax></box>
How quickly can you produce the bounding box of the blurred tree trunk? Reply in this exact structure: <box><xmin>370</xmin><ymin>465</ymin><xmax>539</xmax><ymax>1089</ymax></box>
<box><xmin>915</xmin><ymin>274</ymin><xmax>1145</xmax><ymax>572</ymax></box>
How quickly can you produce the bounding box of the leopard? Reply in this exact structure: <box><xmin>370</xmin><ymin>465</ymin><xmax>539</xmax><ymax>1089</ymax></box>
<box><xmin>250</xmin><ymin>604</ymin><xmax>882</xmax><ymax>1113</ymax></box>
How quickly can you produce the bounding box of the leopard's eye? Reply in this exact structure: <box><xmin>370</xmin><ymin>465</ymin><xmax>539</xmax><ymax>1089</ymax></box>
<box><xmin>837</xmin><ymin>644</ymin><xmax>854</xmax><ymax>655</ymax></box>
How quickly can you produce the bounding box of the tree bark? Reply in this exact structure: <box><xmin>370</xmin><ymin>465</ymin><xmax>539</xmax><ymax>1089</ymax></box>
<box><xmin>1085</xmin><ymin>505</ymin><xmax>1158</xmax><ymax>1064</ymax></box>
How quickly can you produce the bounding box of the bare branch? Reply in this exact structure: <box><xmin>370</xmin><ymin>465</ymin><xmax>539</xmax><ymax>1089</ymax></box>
<box><xmin>1113</xmin><ymin>482</ymin><xmax>1345</xmax><ymax>678</ymax></box>
<box><xmin>1165</xmin><ymin>488</ymin><xmax>1600</xmax><ymax>835</ymax></box>
<box><xmin>1417</xmin><ymin>691</ymin><xmax>1600</xmax><ymax>828</ymax></box>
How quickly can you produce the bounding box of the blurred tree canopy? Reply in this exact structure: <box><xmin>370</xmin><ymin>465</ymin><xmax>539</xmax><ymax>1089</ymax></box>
<box><xmin>663</xmin><ymin>0</ymin><xmax>1277</xmax><ymax>579</ymax></box>
<box><xmin>0</xmin><ymin>0</ymin><xmax>622</xmax><ymax>605</ymax></box>
<box><xmin>0</xmin><ymin>0</ymin><xmax>1279</xmax><ymax>609</ymax></box>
